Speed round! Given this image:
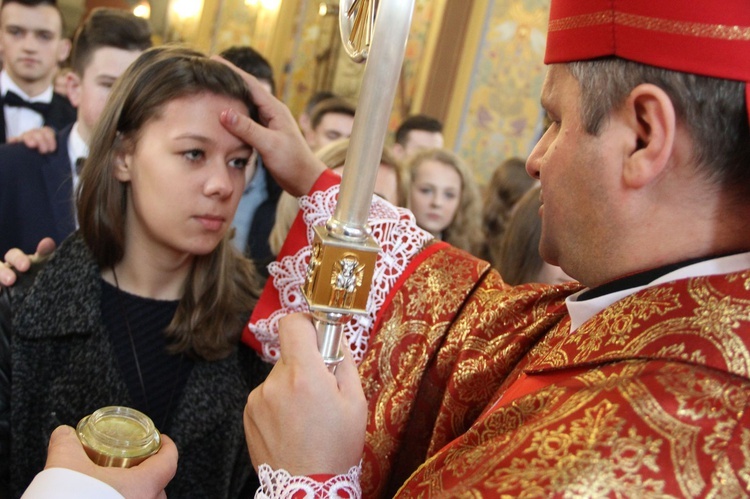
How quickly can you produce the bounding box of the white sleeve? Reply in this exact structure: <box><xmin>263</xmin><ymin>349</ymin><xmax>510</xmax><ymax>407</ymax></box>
<box><xmin>21</xmin><ymin>468</ymin><xmax>124</xmax><ymax>499</ymax></box>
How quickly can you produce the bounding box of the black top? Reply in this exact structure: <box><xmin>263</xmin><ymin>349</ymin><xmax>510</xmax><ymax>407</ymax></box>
<box><xmin>100</xmin><ymin>279</ymin><xmax>193</xmax><ymax>430</ymax></box>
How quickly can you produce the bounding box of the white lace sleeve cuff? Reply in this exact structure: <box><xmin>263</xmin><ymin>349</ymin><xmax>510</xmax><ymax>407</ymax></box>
<box><xmin>249</xmin><ymin>185</ymin><xmax>433</xmax><ymax>364</ymax></box>
<box><xmin>255</xmin><ymin>462</ymin><xmax>362</xmax><ymax>499</ymax></box>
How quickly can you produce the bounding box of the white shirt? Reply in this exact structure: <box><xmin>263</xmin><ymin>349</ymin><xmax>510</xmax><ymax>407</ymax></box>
<box><xmin>1</xmin><ymin>70</ymin><xmax>53</xmax><ymax>140</ymax></box>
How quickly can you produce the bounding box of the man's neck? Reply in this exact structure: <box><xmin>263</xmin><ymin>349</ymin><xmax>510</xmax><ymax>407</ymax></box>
<box><xmin>1</xmin><ymin>69</ymin><xmax>53</xmax><ymax>99</ymax></box>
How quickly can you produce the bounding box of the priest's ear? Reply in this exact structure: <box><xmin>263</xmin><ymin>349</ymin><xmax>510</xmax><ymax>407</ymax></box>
<box><xmin>621</xmin><ymin>83</ymin><xmax>676</xmax><ymax>189</ymax></box>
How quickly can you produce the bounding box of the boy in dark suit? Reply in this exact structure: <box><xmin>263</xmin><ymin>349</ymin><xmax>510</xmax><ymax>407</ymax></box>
<box><xmin>0</xmin><ymin>7</ymin><xmax>152</xmax><ymax>255</ymax></box>
<box><xmin>0</xmin><ymin>0</ymin><xmax>75</xmax><ymax>143</ymax></box>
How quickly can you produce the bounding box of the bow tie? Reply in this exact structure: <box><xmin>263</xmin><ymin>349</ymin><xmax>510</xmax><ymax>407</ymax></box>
<box><xmin>3</xmin><ymin>90</ymin><xmax>51</xmax><ymax>115</ymax></box>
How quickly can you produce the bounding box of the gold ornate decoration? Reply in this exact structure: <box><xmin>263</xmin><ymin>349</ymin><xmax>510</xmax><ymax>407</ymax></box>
<box><xmin>339</xmin><ymin>0</ymin><xmax>378</xmax><ymax>62</ymax></box>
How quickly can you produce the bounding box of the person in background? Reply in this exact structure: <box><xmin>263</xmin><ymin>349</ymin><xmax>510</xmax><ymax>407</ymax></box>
<box><xmin>267</xmin><ymin>137</ymin><xmax>406</xmax><ymax>257</ymax></box>
<box><xmin>52</xmin><ymin>64</ymin><xmax>71</xmax><ymax>95</ymax></box>
<box><xmin>303</xmin><ymin>96</ymin><xmax>355</xmax><ymax>151</ymax></box>
<box><xmin>296</xmin><ymin>89</ymin><xmax>335</xmax><ymax>140</ymax></box>
<box><xmin>0</xmin><ymin>7</ymin><xmax>152</xmax><ymax>257</ymax></box>
<box><xmin>497</xmin><ymin>185</ymin><xmax>572</xmax><ymax>285</ymax></box>
<box><xmin>0</xmin><ymin>46</ymin><xmax>271</xmax><ymax>498</ymax></box>
<box><xmin>391</xmin><ymin>114</ymin><xmax>444</xmax><ymax>162</ymax></box>
<box><xmin>479</xmin><ymin>156</ymin><xmax>538</xmax><ymax>268</ymax></box>
<box><xmin>0</xmin><ymin>0</ymin><xmax>74</xmax><ymax>143</ymax></box>
<box><xmin>407</xmin><ymin>147</ymin><xmax>483</xmax><ymax>255</ymax></box>
<box><xmin>220</xmin><ymin>46</ymin><xmax>283</xmax><ymax>268</ymax></box>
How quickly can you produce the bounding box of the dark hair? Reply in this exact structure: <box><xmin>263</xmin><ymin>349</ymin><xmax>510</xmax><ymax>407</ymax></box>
<box><xmin>305</xmin><ymin>90</ymin><xmax>337</xmax><ymax>114</ymax></box>
<box><xmin>77</xmin><ymin>46</ymin><xmax>260</xmax><ymax>360</ymax></box>
<box><xmin>309</xmin><ymin>97</ymin><xmax>355</xmax><ymax>129</ymax></box>
<box><xmin>220</xmin><ymin>45</ymin><xmax>275</xmax><ymax>94</ymax></box>
<box><xmin>70</xmin><ymin>7</ymin><xmax>152</xmax><ymax>76</ymax></box>
<box><xmin>395</xmin><ymin>115</ymin><xmax>443</xmax><ymax>146</ymax></box>
<box><xmin>569</xmin><ymin>58</ymin><xmax>750</xmax><ymax>199</ymax></box>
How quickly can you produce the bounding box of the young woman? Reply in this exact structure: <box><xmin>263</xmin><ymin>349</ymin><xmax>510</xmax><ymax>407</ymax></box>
<box><xmin>0</xmin><ymin>46</ymin><xmax>270</xmax><ymax>498</ymax></box>
<box><xmin>406</xmin><ymin>148</ymin><xmax>483</xmax><ymax>255</ymax></box>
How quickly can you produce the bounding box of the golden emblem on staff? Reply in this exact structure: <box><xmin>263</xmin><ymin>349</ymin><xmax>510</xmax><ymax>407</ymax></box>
<box><xmin>302</xmin><ymin>0</ymin><xmax>415</xmax><ymax>370</ymax></box>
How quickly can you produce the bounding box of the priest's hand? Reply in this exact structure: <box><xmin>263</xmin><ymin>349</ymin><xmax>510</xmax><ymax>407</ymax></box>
<box><xmin>0</xmin><ymin>238</ymin><xmax>56</xmax><ymax>286</ymax></box>
<box><xmin>215</xmin><ymin>57</ymin><xmax>327</xmax><ymax>197</ymax></box>
<box><xmin>42</xmin><ymin>425</ymin><xmax>178</xmax><ymax>499</ymax></box>
<box><xmin>244</xmin><ymin>313</ymin><xmax>367</xmax><ymax>475</ymax></box>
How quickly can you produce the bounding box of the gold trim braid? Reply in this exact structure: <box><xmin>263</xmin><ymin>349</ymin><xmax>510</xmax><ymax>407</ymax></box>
<box><xmin>548</xmin><ymin>10</ymin><xmax>750</xmax><ymax>42</ymax></box>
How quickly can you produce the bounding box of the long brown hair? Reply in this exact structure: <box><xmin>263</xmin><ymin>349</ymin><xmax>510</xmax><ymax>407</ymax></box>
<box><xmin>77</xmin><ymin>46</ymin><xmax>261</xmax><ymax>360</ymax></box>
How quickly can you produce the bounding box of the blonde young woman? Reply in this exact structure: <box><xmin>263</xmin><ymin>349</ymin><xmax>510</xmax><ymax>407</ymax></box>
<box><xmin>406</xmin><ymin>148</ymin><xmax>483</xmax><ymax>255</ymax></box>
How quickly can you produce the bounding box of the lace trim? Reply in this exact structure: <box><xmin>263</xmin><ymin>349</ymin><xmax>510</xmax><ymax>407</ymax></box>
<box><xmin>249</xmin><ymin>186</ymin><xmax>433</xmax><ymax>364</ymax></box>
<box><xmin>255</xmin><ymin>463</ymin><xmax>362</xmax><ymax>499</ymax></box>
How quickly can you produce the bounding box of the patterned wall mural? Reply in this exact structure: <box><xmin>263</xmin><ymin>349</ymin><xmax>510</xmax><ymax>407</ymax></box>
<box><xmin>282</xmin><ymin>0</ymin><xmax>436</xmax><ymax>130</ymax></box>
<box><xmin>207</xmin><ymin>0</ymin><xmax>550</xmax><ymax>186</ymax></box>
<box><xmin>455</xmin><ymin>0</ymin><xmax>549</xmax><ymax>185</ymax></box>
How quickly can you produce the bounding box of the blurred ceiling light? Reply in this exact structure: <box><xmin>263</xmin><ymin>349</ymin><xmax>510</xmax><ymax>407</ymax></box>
<box><xmin>133</xmin><ymin>1</ymin><xmax>151</xmax><ymax>19</ymax></box>
<box><xmin>172</xmin><ymin>0</ymin><xmax>203</xmax><ymax>19</ymax></box>
<box><xmin>319</xmin><ymin>2</ymin><xmax>339</xmax><ymax>16</ymax></box>
<box><xmin>246</xmin><ymin>0</ymin><xmax>280</xmax><ymax>8</ymax></box>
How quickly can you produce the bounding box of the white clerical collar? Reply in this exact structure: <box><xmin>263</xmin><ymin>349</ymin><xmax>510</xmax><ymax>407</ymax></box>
<box><xmin>566</xmin><ymin>251</ymin><xmax>750</xmax><ymax>333</ymax></box>
<box><xmin>1</xmin><ymin>69</ymin><xmax>54</xmax><ymax>103</ymax></box>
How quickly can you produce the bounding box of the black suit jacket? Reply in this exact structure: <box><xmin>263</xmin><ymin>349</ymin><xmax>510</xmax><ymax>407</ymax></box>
<box><xmin>0</xmin><ymin>124</ymin><xmax>76</xmax><ymax>256</ymax></box>
<box><xmin>0</xmin><ymin>92</ymin><xmax>76</xmax><ymax>144</ymax></box>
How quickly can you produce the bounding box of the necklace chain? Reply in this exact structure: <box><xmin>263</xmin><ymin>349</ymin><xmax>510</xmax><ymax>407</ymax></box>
<box><xmin>111</xmin><ymin>267</ymin><xmax>182</xmax><ymax>429</ymax></box>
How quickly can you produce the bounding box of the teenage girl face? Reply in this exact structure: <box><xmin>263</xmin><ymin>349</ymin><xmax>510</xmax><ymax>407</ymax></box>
<box><xmin>409</xmin><ymin>158</ymin><xmax>462</xmax><ymax>237</ymax></box>
<box><xmin>114</xmin><ymin>92</ymin><xmax>253</xmax><ymax>262</ymax></box>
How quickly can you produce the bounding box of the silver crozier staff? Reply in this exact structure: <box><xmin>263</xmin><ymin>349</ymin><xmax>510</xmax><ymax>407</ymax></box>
<box><xmin>302</xmin><ymin>0</ymin><xmax>415</xmax><ymax>371</ymax></box>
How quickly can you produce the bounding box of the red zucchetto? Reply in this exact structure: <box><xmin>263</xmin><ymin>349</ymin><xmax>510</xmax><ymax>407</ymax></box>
<box><xmin>545</xmin><ymin>0</ymin><xmax>750</xmax><ymax>119</ymax></box>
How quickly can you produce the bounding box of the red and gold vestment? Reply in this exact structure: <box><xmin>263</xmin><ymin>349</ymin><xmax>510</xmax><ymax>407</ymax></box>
<box><xmin>247</xmin><ymin>173</ymin><xmax>750</xmax><ymax>497</ymax></box>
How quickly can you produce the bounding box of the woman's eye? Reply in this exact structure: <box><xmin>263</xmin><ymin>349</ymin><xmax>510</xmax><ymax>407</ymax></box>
<box><xmin>229</xmin><ymin>157</ymin><xmax>250</xmax><ymax>170</ymax></box>
<box><xmin>184</xmin><ymin>149</ymin><xmax>204</xmax><ymax>162</ymax></box>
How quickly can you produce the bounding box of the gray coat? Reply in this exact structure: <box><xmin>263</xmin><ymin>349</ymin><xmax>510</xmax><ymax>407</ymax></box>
<box><xmin>0</xmin><ymin>235</ymin><xmax>270</xmax><ymax>498</ymax></box>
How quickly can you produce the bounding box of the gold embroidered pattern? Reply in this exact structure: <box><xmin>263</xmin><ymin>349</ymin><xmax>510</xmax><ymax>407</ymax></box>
<box><xmin>548</xmin><ymin>10</ymin><xmax>750</xmax><ymax>41</ymax></box>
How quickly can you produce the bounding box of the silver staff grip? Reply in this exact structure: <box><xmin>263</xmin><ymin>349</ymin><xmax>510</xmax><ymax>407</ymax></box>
<box><xmin>302</xmin><ymin>0</ymin><xmax>415</xmax><ymax>371</ymax></box>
